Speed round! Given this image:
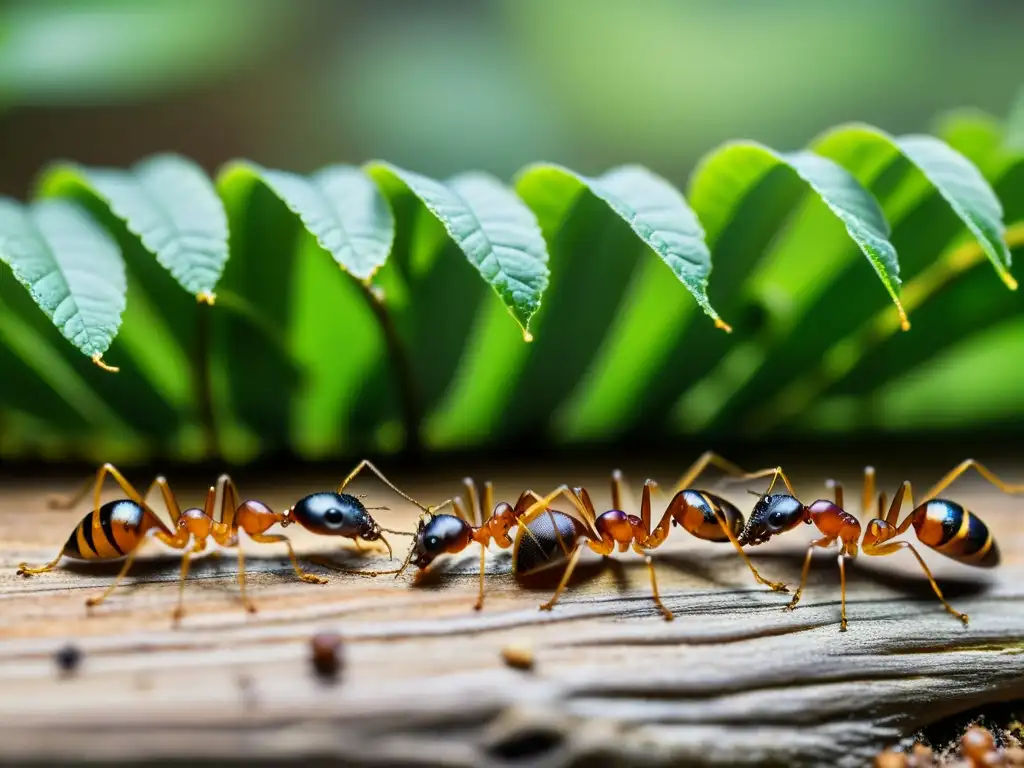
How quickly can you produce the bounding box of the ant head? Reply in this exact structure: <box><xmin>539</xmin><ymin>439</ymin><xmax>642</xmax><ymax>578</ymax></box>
<box><xmin>738</xmin><ymin>492</ymin><xmax>807</xmax><ymax>546</ymax></box>
<box><xmin>403</xmin><ymin>513</ymin><xmax>473</xmax><ymax>570</ymax></box>
<box><xmin>287</xmin><ymin>492</ymin><xmax>378</xmax><ymax>541</ymax></box>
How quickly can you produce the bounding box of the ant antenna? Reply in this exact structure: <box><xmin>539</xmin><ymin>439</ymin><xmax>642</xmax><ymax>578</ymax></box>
<box><xmin>394</xmin><ymin>514</ymin><xmax>429</xmax><ymax>579</ymax></box>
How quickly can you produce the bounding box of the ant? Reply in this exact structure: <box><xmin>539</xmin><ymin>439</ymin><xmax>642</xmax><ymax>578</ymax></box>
<box><xmin>396</xmin><ymin>477</ymin><xmax>560</xmax><ymax>610</ymax></box>
<box><xmin>18</xmin><ymin>460</ymin><xmax>442</xmax><ymax>622</ymax></box>
<box><xmin>403</xmin><ymin>452</ymin><xmax>791</xmax><ymax>619</ymax></box>
<box><xmin>516</xmin><ymin>452</ymin><xmax>792</xmax><ymax>620</ymax></box>
<box><xmin>736</xmin><ymin>459</ymin><xmax>1021</xmax><ymax>630</ymax></box>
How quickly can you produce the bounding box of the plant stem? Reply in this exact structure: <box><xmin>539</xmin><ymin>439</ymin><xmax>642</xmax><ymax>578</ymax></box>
<box><xmin>195</xmin><ymin>301</ymin><xmax>218</xmax><ymax>459</ymax></box>
<box><xmin>752</xmin><ymin>222</ymin><xmax>1024</xmax><ymax>433</ymax></box>
<box><xmin>356</xmin><ymin>280</ymin><xmax>422</xmax><ymax>456</ymax></box>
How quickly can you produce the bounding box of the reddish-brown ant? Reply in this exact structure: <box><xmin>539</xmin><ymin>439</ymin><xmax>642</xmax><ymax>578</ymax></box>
<box><xmin>403</xmin><ymin>453</ymin><xmax>792</xmax><ymax>619</ymax></box>
<box><xmin>736</xmin><ymin>459</ymin><xmax>1021</xmax><ymax>630</ymax></box>
<box><xmin>517</xmin><ymin>452</ymin><xmax>792</xmax><ymax>620</ymax></box>
<box><xmin>18</xmin><ymin>460</ymin><xmax>441</xmax><ymax>622</ymax></box>
<box><xmin>397</xmin><ymin>478</ymin><xmax>559</xmax><ymax>610</ymax></box>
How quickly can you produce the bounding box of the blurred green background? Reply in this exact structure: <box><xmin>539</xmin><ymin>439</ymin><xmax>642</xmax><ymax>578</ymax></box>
<box><xmin>1</xmin><ymin>0</ymin><xmax>1023</xmax><ymax>465</ymax></box>
<box><xmin>3</xmin><ymin>0</ymin><xmax>1022</xmax><ymax>192</ymax></box>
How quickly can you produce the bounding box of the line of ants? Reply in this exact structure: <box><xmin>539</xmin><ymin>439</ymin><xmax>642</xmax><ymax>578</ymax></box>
<box><xmin>16</xmin><ymin>454</ymin><xmax>1021</xmax><ymax>631</ymax></box>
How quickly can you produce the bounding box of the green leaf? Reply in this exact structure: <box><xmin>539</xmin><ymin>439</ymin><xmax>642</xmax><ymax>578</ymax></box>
<box><xmin>561</xmin><ymin>166</ymin><xmax>804</xmax><ymax>440</ymax></box>
<box><xmin>366</xmin><ymin>162</ymin><xmax>550</xmax><ymax>332</ymax></box>
<box><xmin>522</xmin><ymin>163</ymin><xmax>727</xmax><ymax>329</ymax></box>
<box><xmin>38</xmin><ymin>154</ymin><xmax>229</xmax><ymax>298</ymax></box>
<box><xmin>211</xmin><ymin>162</ymin><xmax>304</xmax><ymax>459</ymax></box>
<box><xmin>427</xmin><ymin>162</ymin><xmax>727</xmax><ymax>447</ymax></box>
<box><xmin>718</xmin><ymin>122</ymin><xmax>1024</xmax><ymax>436</ymax></box>
<box><xmin>227</xmin><ymin>163</ymin><xmax>393</xmax><ymax>282</ymax></box>
<box><xmin>813</xmin><ymin>125</ymin><xmax>1016</xmax><ymax>290</ymax></box>
<box><xmin>700</xmin><ymin>141</ymin><xmax>905</xmax><ymax>325</ymax></box>
<box><xmin>0</xmin><ymin>198</ymin><xmax>125</xmax><ymax>363</ymax></box>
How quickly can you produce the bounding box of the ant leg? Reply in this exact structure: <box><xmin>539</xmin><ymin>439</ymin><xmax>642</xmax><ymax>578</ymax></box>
<box><xmin>474</xmin><ymin>545</ymin><xmax>487</xmax><ymax>611</ymax></box>
<box><xmin>138</xmin><ymin>476</ymin><xmax>182</xmax><ymax>526</ymax></box>
<box><xmin>336</xmin><ymin>459</ymin><xmax>448</xmax><ymax>513</ymax></box>
<box><xmin>713</xmin><ymin>508</ymin><xmax>789</xmax><ymax>593</ymax></box>
<box><xmin>611</xmin><ymin>469</ymin><xmax>633</xmax><ymax>512</ymax></box>
<box><xmin>247</xmin><ymin>533</ymin><xmax>329</xmax><ymax>585</ymax></box>
<box><xmin>50</xmin><ymin>463</ymin><xmax>146</xmax><ymax>519</ymax></box>
<box><xmin>827</xmin><ymin>480</ymin><xmax>844</xmax><ymax>509</ymax></box>
<box><xmin>862</xmin><ymin>466</ymin><xmax>876</xmax><ymax>519</ymax></box>
<box><xmin>644</xmin><ymin>555</ymin><xmax>673</xmax><ymax>621</ymax></box>
<box><xmin>451</xmin><ymin>496</ymin><xmax>472</xmax><ymax>524</ymax></box>
<box><xmin>923</xmin><ymin>459</ymin><xmax>1024</xmax><ymax>503</ymax></box>
<box><xmin>879</xmin><ymin>481</ymin><xmax>915</xmax><ymax>529</ymax></box>
<box><xmin>214</xmin><ymin>474</ymin><xmax>241</xmax><ymax>529</ymax></box>
<box><xmin>17</xmin><ymin>550</ymin><xmax>64</xmax><ymax>576</ymax></box>
<box><xmin>786</xmin><ymin>537</ymin><xmax>836</xmax><ymax>611</ymax></box>
<box><xmin>461</xmin><ymin>478</ymin><xmax>481</xmax><ymax>526</ymax></box>
<box><xmin>234</xmin><ymin>541</ymin><xmax>256</xmax><ymax>614</ymax></box>
<box><xmin>482</xmin><ymin>481</ymin><xmax>495</xmax><ymax>524</ymax></box>
<box><xmin>837</xmin><ymin>552</ymin><xmax>849</xmax><ymax>632</ymax></box>
<box><xmin>672</xmin><ymin>451</ymin><xmax>751</xmax><ymax>494</ymax></box>
<box><xmin>86</xmin><ymin>530</ymin><xmax>185</xmax><ymax>610</ymax></box>
<box><xmin>865</xmin><ymin>541</ymin><xmax>968</xmax><ymax>625</ymax></box>
<box><xmin>539</xmin><ymin>543</ymin><xmax>586</xmax><ymax>613</ymax></box>
<box><xmin>521</xmin><ymin>485</ymin><xmax>599</xmax><ymax>538</ymax></box>
<box><xmin>172</xmin><ymin>540</ymin><xmax>206</xmax><ymax>625</ymax></box>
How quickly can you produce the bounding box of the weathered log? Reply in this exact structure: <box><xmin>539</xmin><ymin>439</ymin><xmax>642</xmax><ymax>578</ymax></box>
<box><xmin>0</xmin><ymin>465</ymin><xmax>1022</xmax><ymax>767</ymax></box>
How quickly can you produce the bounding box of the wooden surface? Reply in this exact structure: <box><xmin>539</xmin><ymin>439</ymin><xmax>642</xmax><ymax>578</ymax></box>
<box><xmin>1</xmin><ymin>464</ymin><xmax>1024</xmax><ymax>768</ymax></box>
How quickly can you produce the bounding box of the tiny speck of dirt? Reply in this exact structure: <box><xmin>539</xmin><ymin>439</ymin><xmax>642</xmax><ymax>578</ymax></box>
<box><xmin>501</xmin><ymin>642</ymin><xmax>535</xmax><ymax>671</ymax></box>
<box><xmin>54</xmin><ymin>644</ymin><xmax>82</xmax><ymax>677</ymax></box>
<box><xmin>310</xmin><ymin>632</ymin><xmax>344</xmax><ymax>682</ymax></box>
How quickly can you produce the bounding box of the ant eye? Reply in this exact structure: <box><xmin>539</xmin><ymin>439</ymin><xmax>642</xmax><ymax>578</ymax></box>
<box><xmin>425</xmin><ymin>535</ymin><xmax>440</xmax><ymax>550</ymax></box>
<box><xmin>768</xmin><ymin>510</ymin><xmax>785</xmax><ymax>526</ymax></box>
<box><xmin>323</xmin><ymin>508</ymin><xmax>344</xmax><ymax>526</ymax></box>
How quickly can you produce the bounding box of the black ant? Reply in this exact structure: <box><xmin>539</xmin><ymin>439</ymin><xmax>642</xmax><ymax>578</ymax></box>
<box><xmin>18</xmin><ymin>460</ymin><xmax>442</xmax><ymax>622</ymax></box>
<box><xmin>735</xmin><ymin>459</ymin><xmax>1020</xmax><ymax>630</ymax></box>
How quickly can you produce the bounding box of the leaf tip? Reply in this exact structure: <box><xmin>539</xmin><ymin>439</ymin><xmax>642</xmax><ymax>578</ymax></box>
<box><xmin>1002</xmin><ymin>272</ymin><xmax>1018</xmax><ymax>291</ymax></box>
<box><xmin>197</xmin><ymin>291</ymin><xmax>217</xmax><ymax>306</ymax></box>
<box><xmin>715</xmin><ymin>317</ymin><xmax>733</xmax><ymax>334</ymax></box>
<box><xmin>91</xmin><ymin>353</ymin><xmax>119</xmax><ymax>373</ymax></box>
<box><xmin>522</xmin><ymin>329</ymin><xmax>535</xmax><ymax>343</ymax></box>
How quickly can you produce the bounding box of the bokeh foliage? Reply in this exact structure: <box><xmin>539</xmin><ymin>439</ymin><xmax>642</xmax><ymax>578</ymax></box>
<box><xmin>1</xmin><ymin>1</ymin><xmax>1023</xmax><ymax>464</ymax></box>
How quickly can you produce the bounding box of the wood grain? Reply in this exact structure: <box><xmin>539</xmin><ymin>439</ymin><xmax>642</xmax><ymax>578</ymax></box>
<box><xmin>1</xmin><ymin>463</ymin><xmax>1023</xmax><ymax>767</ymax></box>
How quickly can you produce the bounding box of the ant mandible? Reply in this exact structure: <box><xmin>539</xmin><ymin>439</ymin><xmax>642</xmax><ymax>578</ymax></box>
<box><xmin>18</xmin><ymin>460</ymin><xmax>441</xmax><ymax>622</ymax></box>
<box><xmin>736</xmin><ymin>459</ymin><xmax>1021</xmax><ymax>630</ymax></box>
<box><xmin>511</xmin><ymin>451</ymin><xmax>793</xmax><ymax>621</ymax></box>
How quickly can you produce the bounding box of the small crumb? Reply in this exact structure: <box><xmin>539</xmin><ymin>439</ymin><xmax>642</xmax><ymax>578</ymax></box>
<box><xmin>963</xmin><ymin>726</ymin><xmax>997</xmax><ymax>763</ymax></box>
<box><xmin>54</xmin><ymin>644</ymin><xmax>82</xmax><ymax>677</ymax></box>
<box><xmin>500</xmin><ymin>642</ymin><xmax>534</xmax><ymax>671</ymax></box>
<box><xmin>310</xmin><ymin>632</ymin><xmax>344</xmax><ymax>682</ymax></box>
<box><xmin>875</xmin><ymin>749</ymin><xmax>908</xmax><ymax>768</ymax></box>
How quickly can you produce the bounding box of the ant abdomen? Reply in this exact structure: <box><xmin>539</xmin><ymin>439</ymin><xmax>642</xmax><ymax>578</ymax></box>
<box><xmin>512</xmin><ymin>510</ymin><xmax>587</xmax><ymax>578</ymax></box>
<box><xmin>671</xmin><ymin>490</ymin><xmax>744</xmax><ymax>542</ymax></box>
<box><xmin>914</xmin><ymin>499</ymin><xmax>1000</xmax><ymax>568</ymax></box>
